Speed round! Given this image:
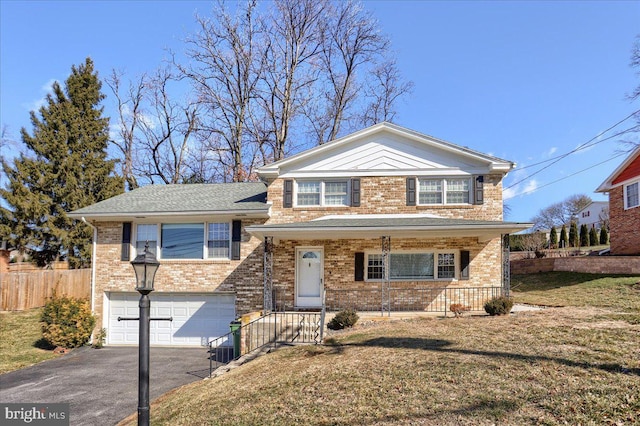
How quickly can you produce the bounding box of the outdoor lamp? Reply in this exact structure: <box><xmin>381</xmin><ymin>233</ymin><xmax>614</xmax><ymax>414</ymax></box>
<box><xmin>131</xmin><ymin>243</ymin><xmax>160</xmax><ymax>293</ymax></box>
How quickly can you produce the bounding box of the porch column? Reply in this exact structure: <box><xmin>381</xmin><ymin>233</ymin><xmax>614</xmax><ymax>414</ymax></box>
<box><xmin>263</xmin><ymin>236</ymin><xmax>274</xmax><ymax>312</ymax></box>
<box><xmin>502</xmin><ymin>234</ymin><xmax>510</xmax><ymax>297</ymax></box>
<box><xmin>381</xmin><ymin>236</ymin><xmax>391</xmax><ymax>317</ymax></box>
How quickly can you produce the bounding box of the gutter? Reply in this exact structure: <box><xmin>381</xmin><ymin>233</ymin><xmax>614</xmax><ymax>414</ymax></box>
<box><xmin>81</xmin><ymin>217</ymin><xmax>97</xmax><ymax>315</ymax></box>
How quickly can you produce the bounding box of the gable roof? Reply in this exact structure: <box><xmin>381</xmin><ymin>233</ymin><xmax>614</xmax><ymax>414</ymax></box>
<box><xmin>69</xmin><ymin>183</ymin><xmax>269</xmax><ymax>220</ymax></box>
<box><xmin>596</xmin><ymin>147</ymin><xmax>640</xmax><ymax>192</ymax></box>
<box><xmin>257</xmin><ymin>122</ymin><xmax>515</xmax><ymax>178</ymax></box>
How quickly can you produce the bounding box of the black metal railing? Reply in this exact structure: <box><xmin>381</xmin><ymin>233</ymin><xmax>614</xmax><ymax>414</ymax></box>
<box><xmin>326</xmin><ymin>286</ymin><xmax>504</xmax><ymax>314</ymax></box>
<box><xmin>208</xmin><ymin>310</ymin><xmax>324</xmax><ymax>377</ymax></box>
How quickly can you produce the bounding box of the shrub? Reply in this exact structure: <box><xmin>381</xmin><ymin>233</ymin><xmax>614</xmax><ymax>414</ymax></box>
<box><xmin>92</xmin><ymin>328</ymin><xmax>107</xmax><ymax>349</ymax></box>
<box><xmin>327</xmin><ymin>309</ymin><xmax>359</xmax><ymax>330</ymax></box>
<box><xmin>41</xmin><ymin>296</ymin><xmax>95</xmax><ymax>349</ymax></box>
<box><xmin>483</xmin><ymin>296</ymin><xmax>514</xmax><ymax>316</ymax></box>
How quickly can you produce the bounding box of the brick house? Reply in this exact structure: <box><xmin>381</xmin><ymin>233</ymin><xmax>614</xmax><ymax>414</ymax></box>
<box><xmin>596</xmin><ymin>147</ymin><xmax>640</xmax><ymax>255</ymax></box>
<box><xmin>70</xmin><ymin>123</ymin><xmax>531</xmax><ymax>346</ymax></box>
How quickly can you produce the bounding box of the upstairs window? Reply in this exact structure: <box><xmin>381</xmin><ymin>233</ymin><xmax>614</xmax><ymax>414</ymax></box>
<box><xmin>134</xmin><ymin>222</ymin><xmax>231</xmax><ymax>260</ymax></box>
<box><xmin>625</xmin><ymin>181</ymin><xmax>639</xmax><ymax>209</ymax></box>
<box><xmin>208</xmin><ymin>223</ymin><xmax>230</xmax><ymax>258</ymax></box>
<box><xmin>161</xmin><ymin>223</ymin><xmax>204</xmax><ymax>259</ymax></box>
<box><xmin>418</xmin><ymin>178</ymin><xmax>471</xmax><ymax>205</ymax></box>
<box><xmin>296</xmin><ymin>180</ymin><xmax>349</xmax><ymax>207</ymax></box>
<box><xmin>136</xmin><ymin>224</ymin><xmax>158</xmax><ymax>256</ymax></box>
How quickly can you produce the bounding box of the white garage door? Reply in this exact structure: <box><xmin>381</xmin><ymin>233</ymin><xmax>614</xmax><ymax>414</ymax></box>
<box><xmin>107</xmin><ymin>292</ymin><xmax>236</xmax><ymax>347</ymax></box>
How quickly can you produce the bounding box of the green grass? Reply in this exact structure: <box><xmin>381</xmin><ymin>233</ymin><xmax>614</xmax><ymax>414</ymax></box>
<box><xmin>118</xmin><ymin>273</ymin><xmax>640</xmax><ymax>426</ymax></box>
<box><xmin>0</xmin><ymin>308</ymin><xmax>60</xmax><ymax>374</ymax></box>
<box><xmin>511</xmin><ymin>272</ymin><xmax>640</xmax><ymax>312</ymax></box>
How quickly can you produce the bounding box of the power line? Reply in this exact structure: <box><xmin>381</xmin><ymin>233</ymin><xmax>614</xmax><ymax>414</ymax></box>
<box><xmin>504</xmin><ymin>109</ymin><xmax>640</xmax><ymax>191</ymax></box>
<box><xmin>504</xmin><ymin>150</ymin><xmax>631</xmax><ymax>200</ymax></box>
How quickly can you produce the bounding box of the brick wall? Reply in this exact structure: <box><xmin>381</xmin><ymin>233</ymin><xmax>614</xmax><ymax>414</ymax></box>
<box><xmin>93</xmin><ymin>219</ymin><xmax>267</xmax><ymax>330</ymax></box>
<box><xmin>267</xmin><ymin>175</ymin><xmax>505</xmax><ymax>223</ymax></box>
<box><xmin>511</xmin><ymin>256</ymin><xmax>640</xmax><ymax>275</ymax></box>
<box><xmin>271</xmin><ymin>236</ymin><xmax>502</xmax><ymax>311</ymax></box>
<box><xmin>608</xmin><ymin>186</ymin><xmax>640</xmax><ymax>255</ymax></box>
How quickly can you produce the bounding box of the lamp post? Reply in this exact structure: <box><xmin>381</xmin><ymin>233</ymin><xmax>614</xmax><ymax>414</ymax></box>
<box><xmin>130</xmin><ymin>244</ymin><xmax>159</xmax><ymax>426</ymax></box>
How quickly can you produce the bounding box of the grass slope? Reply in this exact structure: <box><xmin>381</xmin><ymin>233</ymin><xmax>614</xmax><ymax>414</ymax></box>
<box><xmin>121</xmin><ymin>273</ymin><xmax>640</xmax><ymax>426</ymax></box>
<box><xmin>0</xmin><ymin>308</ymin><xmax>59</xmax><ymax>374</ymax></box>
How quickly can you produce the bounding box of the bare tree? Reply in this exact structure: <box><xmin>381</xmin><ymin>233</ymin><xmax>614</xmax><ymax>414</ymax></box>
<box><xmin>530</xmin><ymin>194</ymin><xmax>592</xmax><ymax>230</ymax></box>
<box><xmin>304</xmin><ymin>0</ymin><xmax>390</xmax><ymax>144</ymax></box>
<box><xmin>360</xmin><ymin>60</ymin><xmax>414</xmax><ymax>126</ymax></box>
<box><xmin>106</xmin><ymin>70</ymin><xmax>145</xmax><ymax>190</ymax></box>
<box><xmin>180</xmin><ymin>0</ymin><xmax>265</xmax><ymax>182</ymax></box>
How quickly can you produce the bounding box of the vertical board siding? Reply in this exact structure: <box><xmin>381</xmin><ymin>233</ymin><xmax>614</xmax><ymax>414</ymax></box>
<box><xmin>0</xmin><ymin>269</ymin><xmax>91</xmax><ymax>311</ymax></box>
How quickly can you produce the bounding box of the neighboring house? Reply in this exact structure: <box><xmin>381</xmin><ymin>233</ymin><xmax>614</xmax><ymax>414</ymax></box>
<box><xmin>70</xmin><ymin>122</ymin><xmax>531</xmax><ymax>346</ymax></box>
<box><xmin>576</xmin><ymin>201</ymin><xmax>608</xmax><ymax>230</ymax></box>
<box><xmin>595</xmin><ymin>147</ymin><xmax>640</xmax><ymax>255</ymax></box>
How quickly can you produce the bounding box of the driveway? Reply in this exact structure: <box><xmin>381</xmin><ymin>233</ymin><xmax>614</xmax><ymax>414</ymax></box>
<box><xmin>0</xmin><ymin>346</ymin><xmax>211</xmax><ymax>425</ymax></box>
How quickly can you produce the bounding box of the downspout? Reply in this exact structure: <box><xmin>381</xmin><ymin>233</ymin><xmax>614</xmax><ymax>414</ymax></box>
<box><xmin>82</xmin><ymin>217</ymin><xmax>97</xmax><ymax>314</ymax></box>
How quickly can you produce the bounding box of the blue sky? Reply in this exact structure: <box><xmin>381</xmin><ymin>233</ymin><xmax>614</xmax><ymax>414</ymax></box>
<box><xmin>1</xmin><ymin>0</ymin><xmax>639</xmax><ymax>223</ymax></box>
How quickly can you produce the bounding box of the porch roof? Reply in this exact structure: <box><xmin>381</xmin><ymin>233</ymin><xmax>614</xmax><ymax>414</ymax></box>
<box><xmin>246</xmin><ymin>214</ymin><xmax>532</xmax><ymax>241</ymax></box>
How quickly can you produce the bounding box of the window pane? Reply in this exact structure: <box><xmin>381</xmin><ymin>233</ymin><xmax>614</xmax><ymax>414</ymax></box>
<box><xmin>627</xmin><ymin>182</ymin><xmax>639</xmax><ymax>208</ymax></box>
<box><xmin>390</xmin><ymin>253</ymin><xmax>434</xmax><ymax>280</ymax></box>
<box><xmin>297</xmin><ymin>181</ymin><xmax>320</xmax><ymax>206</ymax></box>
<box><xmin>161</xmin><ymin>223</ymin><xmax>204</xmax><ymax>259</ymax></box>
<box><xmin>208</xmin><ymin>223</ymin><xmax>230</xmax><ymax>258</ymax></box>
<box><xmin>446</xmin><ymin>179</ymin><xmax>470</xmax><ymax>204</ymax></box>
<box><xmin>419</xmin><ymin>180</ymin><xmax>442</xmax><ymax>204</ymax></box>
<box><xmin>437</xmin><ymin>253</ymin><xmax>455</xmax><ymax>279</ymax></box>
<box><xmin>367</xmin><ymin>254</ymin><xmax>384</xmax><ymax>280</ymax></box>
<box><xmin>324</xmin><ymin>181</ymin><xmax>348</xmax><ymax>206</ymax></box>
<box><xmin>136</xmin><ymin>224</ymin><xmax>157</xmax><ymax>256</ymax></box>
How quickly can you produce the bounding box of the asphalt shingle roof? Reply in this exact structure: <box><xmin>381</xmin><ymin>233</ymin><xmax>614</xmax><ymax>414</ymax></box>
<box><xmin>70</xmin><ymin>183</ymin><xmax>268</xmax><ymax>217</ymax></box>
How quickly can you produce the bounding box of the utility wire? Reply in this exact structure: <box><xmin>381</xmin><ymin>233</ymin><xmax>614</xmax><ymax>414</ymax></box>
<box><xmin>504</xmin><ymin>150</ymin><xmax>631</xmax><ymax>200</ymax></box>
<box><xmin>504</xmin><ymin>109</ymin><xmax>640</xmax><ymax>191</ymax></box>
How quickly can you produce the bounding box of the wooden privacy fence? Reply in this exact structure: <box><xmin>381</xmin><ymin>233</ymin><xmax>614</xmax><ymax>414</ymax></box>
<box><xmin>0</xmin><ymin>269</ymin><xmax>91</xmax><ymax>311</ymax></box>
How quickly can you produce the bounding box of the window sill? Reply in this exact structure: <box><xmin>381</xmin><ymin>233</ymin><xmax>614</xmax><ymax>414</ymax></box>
<box><xmin>292</xmin><ymin>206</ymin><xmax>352</xmax><ymax>210</ymax></box>
<box><xmin>416</xmin><ymin>205</ymin><xmax>474</xmax><ymax>209</ymax></box>
<box><xmin>365</xmin><ymin>278</ymin><xmax>458</xmax><ymax>283</ymax></box>
<box><xmin>123</xmin><ymin>259</ymin><xmax>232</xmax><ymax>264</ymax></box>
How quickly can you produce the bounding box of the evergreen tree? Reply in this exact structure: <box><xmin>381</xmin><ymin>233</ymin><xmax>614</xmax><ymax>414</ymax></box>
<box><xmin>599</xmin><ymin>227</ymin><xmax>608</xmax><ymax>245</ymax></box>
<box><xmin>560</xmin><ymin>225</ymin><xmax>568</xmax><ymax>249</ymax></box>
<box><xmin>579</xmin><ymin>224</ymin><xmax>589</xmax><ymax>247</ymax></box>
<box><xmin>569</xmin><ymin>222</ymin><xmax>578</xmax><ymax>248</ymax></box>
<box><xmin>549</xmin><ymin>226</ymin><xmax>558</xmax><ymax>249</ymax></box>
<box><xmin>0</xmin><ymin>58</ymin><xmax>123</xmax><ymax>267</ymax></box>
<box><xmin>589</xmin><ymin>226</ymin><xmax>598</xmax><ymax>246</ymax></box>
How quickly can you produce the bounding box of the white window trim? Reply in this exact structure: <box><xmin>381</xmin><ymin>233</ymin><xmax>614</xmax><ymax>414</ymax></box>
<box><xmin>132</xmin><ymin>221</ymin><xmax>232</xmax><ymax>260</ymax></box>
<box><xmin>417</xmin><ymin>177</ymin><xmax>472</xmax><ymax>206</ymax></box>
<box><xmin>364</xmin><ymin>250</ymin><xmax>459</xmax><ymax>282</ymax></box>
<box><xmin>294</xmin><ymin>179</ymin><xmax>350</xmax><ymax>207</ymax></box>
<box><xmin>623</xmin><ymin>179</ymin><xmax>640</xmax><ymax>210</ymax></box>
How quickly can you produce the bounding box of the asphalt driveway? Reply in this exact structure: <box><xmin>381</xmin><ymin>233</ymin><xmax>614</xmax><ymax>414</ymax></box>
<box><xmin>0</xmin><ymin>346</ymin><xmax>211</xmax><ymax>425</ymax></box>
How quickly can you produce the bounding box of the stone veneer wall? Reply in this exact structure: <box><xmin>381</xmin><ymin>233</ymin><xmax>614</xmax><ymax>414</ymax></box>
<box><xmin>271</xmin><ymin>236</ymin><xmax>502</xmax><ymax>311</ymax></box>
<box><xmin>267</xmin><ymin>175</ymin><xmax>505</xmax><ymax>224</ymax></box>
<box><xmin>511</xmin><ymin>256</ymin><xmax>640</xmax><ymax>275</ymax></box>
<box><xmin>93</xmin><ymin>218</ymin><xmax>267</xmax><ymax>330</ymax></box>
<box><xmin>608</xmin><ymin>186</ymin><xmax>640</xmax><ymax>255</ymax></box>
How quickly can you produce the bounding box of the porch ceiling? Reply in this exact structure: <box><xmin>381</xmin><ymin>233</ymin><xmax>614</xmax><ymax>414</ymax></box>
<box><xmin>245</xmin><ymin>215</ymin><xmax>532</xmax><ymax>242</ymax></box>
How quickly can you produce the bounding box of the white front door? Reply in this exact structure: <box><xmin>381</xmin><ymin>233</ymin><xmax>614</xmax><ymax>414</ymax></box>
<box><xmin>296</xmin><ymin>247</ymin><xmax>323</xmax><ymax>307</ymax></box>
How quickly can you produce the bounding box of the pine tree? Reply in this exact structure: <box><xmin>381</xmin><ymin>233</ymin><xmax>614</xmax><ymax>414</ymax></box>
<box><xmin>0</xmin><ymin>58</ymin><xmax>123</xmax><ymax>268</ymax></box>
<box><xmin>599</xmin><ymin>227</ymin><xmax>608</xmax><ymax>245</ymax></box>
<box><xmin>569</xmin><ymin>222</ymin><xmax>578</xmax><ymax>248</ymax></box>
<box><xmin>579</xmin><ymin>224</ymin><xmax>589</xmax><ymax>247</ymax></box>
<box><xmin>560</xmin><ymin>225</ymin><xmax>568</xmax><ymax>249</ymax></box>
<box><xmin>589</xmin><ymin>226</ymin><xmax>598</xmax><ymax>246</ymax></box>
<box><xmin>549</xmin><ymin>226</ymin><xmax>558</xmax><ymax>249</ymax></box>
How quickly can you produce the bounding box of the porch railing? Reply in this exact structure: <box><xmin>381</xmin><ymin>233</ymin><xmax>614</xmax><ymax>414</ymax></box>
<box><xmin>325</xmin><ymin>286</ymin><xmax>504</xmax><ymax>314</ymax></box>
<box><xmin>208</xmin><ymin>310</ymin><xmax>324</xmax><ymax>377</ymax></box>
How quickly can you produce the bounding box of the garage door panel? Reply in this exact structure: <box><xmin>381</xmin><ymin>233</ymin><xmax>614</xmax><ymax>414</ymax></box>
<box><xmin>107</xmin><ymin>292</ymin><xmax>236</xmax><ymax>347</ymax></box>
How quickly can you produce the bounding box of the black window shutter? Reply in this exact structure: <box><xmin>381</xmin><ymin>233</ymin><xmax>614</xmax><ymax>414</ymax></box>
<box><xmin>231</xmin><ymin>220</ymin><xmax>242</xmax><ymax>260</ymax></box>
<box><xmin>406</xmin><ymin>177</ymin><xmax>416</xmax><ymax>206</ymax></box>
<box><xmin>121</xmin><ymin>222</ymin><xmax>132</xmax><ymax>261</ymax></box>
<box><xmin>351</xmin><ymin>178</ymin><xmax>361</xmax><ymax>207</ymax></box>
<box><xmin>283</xmin><ymin>179</ymin><xmax>293</xmax><ymax>208</ymax></box>
<box><xmin>355</xmin><ymin>252</ymin><xmax>365</xmax><ymax>281</ymax></box>
<box><xmin>460</xmin><ymin>250</ymin><xmax>470</xmax><ymax>280</ymax></box>
<box><xmin>474</xmin><ymin>175</ymin><xmax>484</xmax><ymax>205</ymax></box>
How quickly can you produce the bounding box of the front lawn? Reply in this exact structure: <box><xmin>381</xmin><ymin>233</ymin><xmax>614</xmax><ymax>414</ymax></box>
<box><xmin>0</xmin><ymin>308</ymin><xmax>60</xmax><ymax>374</ymax></box>
<box><xmin>118</xmin><ymin>273</ymin><xmax>640</xmax><ymax>426</ymax></box>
